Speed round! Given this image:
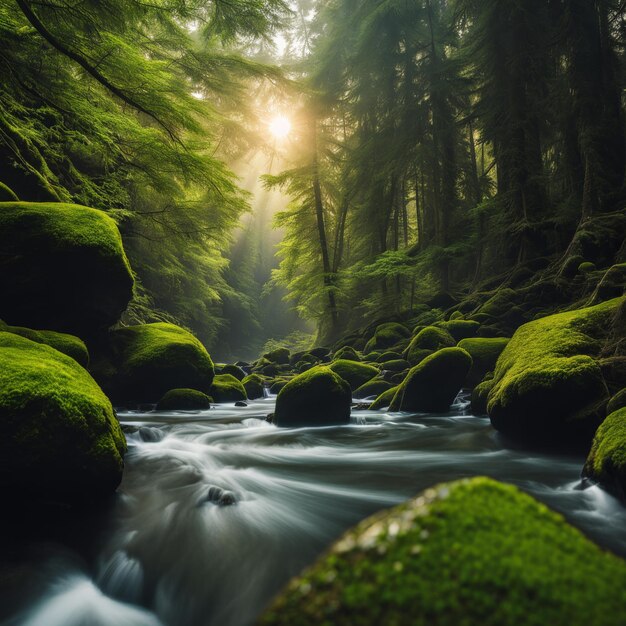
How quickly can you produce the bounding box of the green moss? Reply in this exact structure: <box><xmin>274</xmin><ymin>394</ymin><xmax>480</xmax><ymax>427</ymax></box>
<box><xmin>0</xmin><ymin>332</ymin><xmax>126</xmax><ymax>499</ymax></box>
<box><xmin>0</xmin><ymin>321</ymin><xmax>89</xmax><ymax>367</ymax></box>
<box><xmin>156</xmin><ymin>388</ymin><xmax>211</xmax><ymax>411</ymax></box>
<box><xmin>479</xmin><ymin>288</ymin><xmax>519</xmax><ymax>318</ymax></box>
<box><xmin>0</xmin><ymin>181</ymin><xmax>18</xmax><ymax>201</ymax></box>
<box><xmin>471</xmin><ymin>375</ymin><xmax>495</xmax><ymax>415</ymax></box>
<box><xmin>353</xmin><ymin>379</ymin><xmax>393</xmax><ymax>400</ymax></box>
<box><xmin>274</xmin><ymin>366</ymin><xmax>351</xmax><ymax>427</ymax></box>
<box><xmin>457</xmin><ymin>337</ymin><xmax>509</xmax><ymax>388</ymax></box>
<box><xmin>0</xmin><ymin>202</ymin><xmax>134</xmax><ymax>335</ymax></box>
<box><xmin>210</xmin><ymin>374</ymin><xmax>247</xmax><ymax>403</ymax></box>
<box><xmin>578</xmin><ymin>261</ymin><xmax>596</xmax><ymax>274</ymax></box>
<box><xmin>368</xmin><ymin>385</ymin><xmax>399</xmax><ymax>410</ymax></box>
<box><xmin>260</xmin><ymin>477</ymin><xmax>626</xmax><ymax>626</ymax></box>
<box><xmin>264</xmin><ymin>347</ymin><xmax>291</xmax><ymax>365</ymax></box>
<box><xmin>270</xmin><ymin>378</ymin><xmax>290</xmax><ymax>394</ymax></box>
<box><xmin>329</xmin><ymin>360</ymin><xmax>379</xmax><ymax>391</ymax></box>
<box><xmin>92</xmin><ymin>322</ymin><xmax>214</xmax><ymax>403</ymax></box>
<box><xmin>221</xmin><ymin>364</ymin><xmax>246</xmax><ymax>380</ymax></box>
<box><xmin>380</xmin><ymin>359</ymin><xmax>410</xmax><ymax>372</ymax></box>
<box><xmin>333</xmin><ymin>346</ymin><xmax>362</xmax><ymax>362</ymax></box>
<box><xmin>449</xmin><ymin>310</ymin><xmax>464</xmax><ymax>320</ymax></box>
<box><xmin>405</xmin><ymin>326</ymin><xmax>455</xmax><ymax>365</ymax></box>
<box><xmin>243</xmin><ymin>374</ymin><xmax>265</xmax><ymax>400</ymax></box>
<box><xmin>376</xmin><ymin>351</ymin><xmax>403</xmax><ymax>363</ymax></box>
<box><xmin>487</xmin><ymin>299</ymin><xmax>621</xmax><ymax>443</ymax></box>
<box><xmin>607</xmin><ymin>389</ymin><xmax>626</xmax><ymax>415</ymax></box>
<box><xmin>584</xmin><ymin>407</ymin><xmax>626</xmax><ymax>498</ymax></box>
<box><xmin>390</xmin><ymin>348</ymin><xmax>472</xmax><ymax>412</ymax></box>
<box><xmin>364</xmin><ymin>323</ymin><xmax>411</xmax><ymax>354</ymax></box>
<box><xmin>435</xmin><ymin>319</ymin><xmax>481</xmax><ymax>341</ymax></box>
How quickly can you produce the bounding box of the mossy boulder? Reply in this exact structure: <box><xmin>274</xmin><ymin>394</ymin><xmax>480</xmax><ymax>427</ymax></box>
<box><xmin>376</xmin><ymin>351</ymin><xmax>403</xmax><ymax>363</ymax></box>
<box><xmin>435</xmin><ymin>319</ymin><xmax>481</xmax><ymax>342</ymax></box>
<box><xmin>607</xmin><ymin>389</ymin><xmax>626</xmax><ymax>415</ymax></box>
<box><xmin>487</xmin><ymin>299</ymin><xmax>620</xmax><ymax>444</ymax></box>
<box><xmin>264</xmin><ymin>347</ymin><xmax>291</xmax><ymax>365</ymax></box>
<box><xmin>449</xmin><ymin>310</ymin><xmax>464</xmax><ymax>320</ymax></box>
<box><xmin>92</xmin><ymin>323</ymin><xmax>214</xmax><ymax>403</ymax></box>
<box><xmin>333</xmin><ymin>346</ymin><xmax>362</xmax><ymax>362</ymax></box>
<box><xmin>220</xmin><ymin>364</ymin><xmax>246</xmax><ymax>381</ymax></box>
<box><xmin>578</xmin><ymin>261</ymin><xmax>596</xmax><ymax>274</ymax></box>
<box><xmin>0</xmin><ymin>332</ymin><xmax>126</xmax><ymax>499</ymax></box>
<box><xmin>471</xmin><ymin>375</ymin><xmax>495</xmax><ymax>415</ymax></box>
<box><xmin>364</xmin><ymin>323</ymin><xmax>411</xmax><ymax>354</ymax></box>
<box><xmin>457</xmin><ymin>337</ymin><xmax>510</xmax><ymax>388</ymax></box>
<box><xmin>0</xmin><ymin>202</ymin><xmax>134</xmax><ymax>336</ymax></box>
<box><xmin>353</xmin><ymin>379</ymin><xmax>393</xmax><ymax>400</ymax></box>
<box><xmin>269</xmin><ymin>379</ymin><xmax>289</xmax><ymax>394</ymax></box>
<box><xmin>329</xmin><ymin>360</ymin><xmax>379</xmax><ymax>391</ymax></box>
<box><xmin>156</xmin><ymin>388</ymin><xmax>211</xmax><ymax>411</ymax></box>
<box><xmin>405</xmin><ymin>326</ymin><xmax>455</xmax><ymax>365</ymax></box>
<box><xmin>260</xmin><ymin>477</ymin><xmax>626</xmax><ymax>626</ymax></box>
<box><xmin>368</xmin><ymin>385</ymin><xmax>399</xmax><ymax>410</ymax></box>
<box><xmin>242</xmin><ymin>374</ymin><xmax>265</xmax><ymax>400</ymax></box>
<box><xmin>274</xmin><ymin>366</ymin><xmax>351</xmax><ymax>427</ymax></box>
<box><xmin>0</xmin><ymin>321</ymin><xmax>89</xmax><ymax>367</ymax></box>
<box><xmin>584</xmin><ymin>407</ymin><xmax>626</xmax><ymax>499</ymax></box>
<box><xmin>390</xmin><ymin>348</ymin><xmax>472</xmax><ymax>412</ymax></box>
<box><xmin>210</xmin><ymin>374</ymin><xmax>247</xmax><ymax>403</ymax></box>
<box><xmin>380</xmin><ymin>359</ymin><xmax>410</xmax><ymax>372</ymax></box>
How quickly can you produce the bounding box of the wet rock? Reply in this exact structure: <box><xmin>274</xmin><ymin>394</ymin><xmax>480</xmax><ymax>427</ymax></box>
<box><xmin>205</xmin><ymin>486</ymin><xmax>237</xmax><ymax>506</ymax></box>
<box><xmin>235</xmin><ymin>401</ymin><xmax>248</xmax><ymax>407</ymax></box>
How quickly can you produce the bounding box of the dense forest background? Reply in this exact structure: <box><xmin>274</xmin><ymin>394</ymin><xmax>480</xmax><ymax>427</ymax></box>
<box><xmin>1</xmin><ymin>0</ymin><xmax>625</xmax><ymax>359</ymax></box>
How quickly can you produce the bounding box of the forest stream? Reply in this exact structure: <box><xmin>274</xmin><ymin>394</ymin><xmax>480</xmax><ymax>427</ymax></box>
<box><xmin>2</xmin><ymin>394</ymin><xmax>626</xmax><ymax>626</ymax></box>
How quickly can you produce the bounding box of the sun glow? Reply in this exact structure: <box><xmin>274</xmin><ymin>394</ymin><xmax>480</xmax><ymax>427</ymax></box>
<box><xmin>269</xmin><ymin>115</ymin><xmax>292</xmax><ymax>140</ymax></box>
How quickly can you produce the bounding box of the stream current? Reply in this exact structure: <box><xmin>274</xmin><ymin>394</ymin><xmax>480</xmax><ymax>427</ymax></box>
<box><xmin>2</xmin><ymin>395</ymin><xmax>626</xmax><ymax>626</ymax></box>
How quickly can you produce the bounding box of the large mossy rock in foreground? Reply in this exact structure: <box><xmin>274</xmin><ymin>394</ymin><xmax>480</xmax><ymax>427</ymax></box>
<box><xmin>0</xmin><ymin>321</ymin><xmax>89</xmax><ymax>367</ymax></box>
<box><xmin>0</xmin><ymin>332</ymin><xmax>126</xmax><ymax>499</ymax></box>
<box><xmin>390</xmin><ymin>347</ymin><xmax>472</xmax><ymax>412</ymax></box>
<box><xmin>274</xmin><ymin>366</ymin><xmax>351</xmax><ymax>427</ymax></box>
<box><xmin>260</xmin><ymin>477</ymin><xmax>626</xmax><ymax>626</ymax></box>
<box><xmin>0</xmin><ymin>202</ymin><xmax>134</xmax><ymax>336</ymax></box>
<box><xmin>487</xmin><ymin>298</ymin><xmax>620</xmax><ymax>444</ymax></box>
<box><xmin>92</xmin><ymin>323</ymin><xmax>214</xmax><ymax>403</ymax></box>
<box><xmin>584</xmin><ymin>407</ymin><xmax>626</xmax><ymax>499</ymax></box>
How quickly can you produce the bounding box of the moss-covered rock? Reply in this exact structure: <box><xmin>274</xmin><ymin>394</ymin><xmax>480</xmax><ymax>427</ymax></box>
<box><xmin>264</xmin><ymin>347</ymin><xmax>291</xmax><ymax>365</ymax></box>
<box><xmin>353</xmin><ymin>379</ymin><xmax>393</xmax><ymax>400</ymax></box>
<box><xmin>405</xmin><ymin>326</ymin><xmax>455</xmax><ymax>366</ymax></box>
<box><xmin>578</xmin><ymin>261</ymin><xmax>596</xmax><ymax>274</ymax></box>
<box><xmin>92</xmin><ymin>323</ymin><xmax>214</xmax><ymax>403</ymax></box>
<box><xmin>457</xmin><ymin>337</ymin><xmax>510</xmax><ymax>388</ymax></box>
<box><xmin>333</xmin><ymin>346</ymin><xmax>362</xmax><ymax>362</ymax></box>
<box><xmin>274</xmin><ymin>366</ymin><xmax>351</xmax><ymax>427</ymax></box>
<box><xmin>0</xmin><ymin>332</ymin><xmax>126</xmax><ymax>499</ymax></box>
<box><xmin>0</xmin><ymin>202</ymin><xmax>134</xmax><ymax>335</ymax></box>
<box><xmin>0</xmin><ymin>321</ymin><xmax>89</xmax><ymax>367</ymax></box>
<box><xmin>156</xmin><ymin>388</ymin><xmax>211</xmax><ymax>411</ymax></box>
<box><xmin>390</xmin><ymin>348</ymin><xmax>472</xmax><ymax>412</ymax></box>
<box><xmin>260</xmin><ymin>477</ymin><xmax>626</xmax><ymax>626</ymax></box>
<box><xmin>221</xmin><ymin>364</ymin><xmax>246</xmax><ymax>381</ymax></box>
<box><xmin>242</xmin><ymin>374</ymin><xmax>265</xmax><ymax>400</ymax></box>
<box><xmin>449</xmin><ymin>310</ymin><xmax>464</xmax><ymax>320</ymax></box>
<box><xmin>376</xmin><ymin>351</ymin><xmax>403</xmax><ymax>363</ymax></box>
<box><xmin>270</xmin><ymin>379</ymin><xmax>289</xmax><ymax>394</ymax></box>
<box><xmin>210</xmin><ymin>374</ymin><xmax>247</xmax><ymax>403</ymax></box>
<box><xmin>368</xmin><ymin>385</ymin><xmax>399</xmax><ymax>410</ymax></box>
<box><xmin>380</xmin><ymin>359</ymin><xmax>410</xmax><ymax>372</ymax></box>
<box><xmin>364</xmin><ymin>323</ymin><xmax>411</xmax><ymax>354</ymax></box>
<box><xmin>607</xmin><ymin>389</ymin><xmax>626</xmax><ymax>415</ymax></box>
<box><xmin>471</xmin><ymin>375</ymin><xmax>495</xmax><ymax>415</ymax></box>
<box><xmin>487</xmin><ymin>299</ymin><xmax>620</xmax><ymax>444</ymax></box>
<box><xmin>329</xmin><ymin>360</ymin><xmax>379</xmax><ymax>391</ymax></box>
<box><xmin>584</xmin><ymin>407</ymin><xmax>626</xmax><ymax>499</ymax></box>
<box><xmin>435</xmin><ymin>319</ymin><xmax>481</xmax><ymax>342</ymax></box>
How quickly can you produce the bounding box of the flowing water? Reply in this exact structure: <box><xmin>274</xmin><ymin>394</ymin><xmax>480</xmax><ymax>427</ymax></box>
<box><xmin>2</xmin><ymin>395</ymin><xmax>626</xmax><ymax>626</ymax></box>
